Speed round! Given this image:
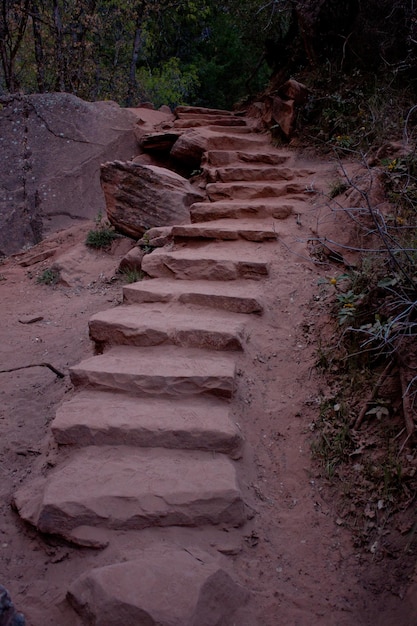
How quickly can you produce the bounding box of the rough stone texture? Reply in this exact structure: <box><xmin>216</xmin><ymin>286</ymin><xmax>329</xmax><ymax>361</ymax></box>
<box><xmin>118</xmin><ymin>246</ymin><xmax>145</xmax><ymax>273</ymax></box>
<box><xmin>171</xmin><ymin>219</ymin><xmax>278</xmax><ymax>242</ymax></box>
<box><xmin>0</xmin><ymin>586</ymin><xmax>25</xmax><ymax>626</ymax></box>
<box><xmin>70</xmin><ymin>345</ymin><xmax>236</xmax><ymax>398</ymax></box>
<box><xmin>205</xmin><ymin>165</ymin><xmax>295</xmax><ymax>183</ymax></box>
<box><xmin>88</xmin><ymin>304</ymin><xmax>246</xmax><ymax>351</ymax></box>
<box><xmin>0</xmin><ymin>93</ymin><xmax>143</xmax><ymax>255</ymax></box>
<box><xmin>14</xmin><ymin>446</ymin><xmax>246</xmax><ymax>536</ymax></box>
<box><xmin>142</xmin><ymin>244</ymin><xmax>269</xmax><ymax>281</ymax></box>
<box><xmin>67</xmin><ymin>545</ymin><xmax>249</xmax><ymax>626</ymax></box>
<box><xmin>123</xmin><ymin>278</ymin><xmax>263</xmax><ymax>314</ymax></box>
<box><xmin>206</xmin><ymin>181</ymin><xmax>307</xmax><ymax>201</ymax></box>
<box><xmin>190</xmin><ymin>199</ymin><xmax>295</xmax><ymax>222</ymax></box>
<box><xmin>101</xmin><ymin>161</ymin><xmax>203</xmax><ymax>238</ymax></box>
<box><xmin>170</xmin><ymin>130</ymin><xmax>210</xmax><ymax>167</ymax></box>
<box><xmin>205</xmin><ymin>150</ymin><xmax>291</xmax><ymax>167</ymax></box>
<box><xmin>52</xmin><ymin>391</ymin><xmax>242</xmax><ymax>456</ymax></box>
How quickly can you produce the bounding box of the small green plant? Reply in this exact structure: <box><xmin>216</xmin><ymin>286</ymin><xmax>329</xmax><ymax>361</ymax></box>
<box><xmin>119</xmin><ymin>268</ymin><xmax>143</xmax><ymax>283</ymax></box>
<box><xmin>86</xmin><ymin>213</ymin><xmax>118</xmax><ymax>249</ymax></box>
<box><xmin>329</xmin><ymin>179</ymin><xmax>349</xmax><ymax>198</ymax></box>
<box><xmin>36</xmin><ymin>268</ymin><xmax>60</xmax><ymax>285</ymax></box>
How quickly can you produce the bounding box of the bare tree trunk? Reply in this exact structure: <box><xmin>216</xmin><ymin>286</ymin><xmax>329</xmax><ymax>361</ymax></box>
<box><xmin>0</xmin><ymin>0</ymin><xmax>29</xmax><ymax>92</ymax></box>
<box><xmin>52</xmin><ymin>0</ymin><xmax>65</xmax><ymax>91</ymax></box>
<box><xmin>30</xmin><ymin>0</ymin><xmax>45</xmax><ymax>91</ymax></box>
<box><xmin>126</xmin><ymin>3</ymin><xmax>145</xmax><ymax>106</ymax></box>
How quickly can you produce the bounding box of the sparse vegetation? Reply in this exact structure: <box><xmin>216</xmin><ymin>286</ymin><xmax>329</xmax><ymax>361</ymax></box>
<box><xmin>119</xmin><ymin>268</ymin><xmax>144</xmax><ymax>284</ymax></box>
<box><xmin>86</xmin><ymin>213</ymin><xmax>118</xmax><ymax>249</ymax></box>
<box><xmin>36</xmin><ymin>268</ymin><xmax>60</xmax><ymax>285</ymax></box>
<box><xmin>311</xmin><ymin>139</ymin><xmax>417</xmax><ymax>556</ymax></box>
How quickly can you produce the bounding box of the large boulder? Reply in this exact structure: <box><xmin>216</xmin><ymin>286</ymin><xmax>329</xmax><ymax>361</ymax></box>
<box><xmin>0</xmin><ymin>93</ymin><xmax>172</xmax><ymax>256</ymax></box>
<box><xmin>67</xmin><ymin>545</ymin><xmax>249</xmax><ymax>626</ymax></box>
<box><xmin>101</xmin><ymin>161</ymin><xmax>204</xmax><ymax>238</ymax></box>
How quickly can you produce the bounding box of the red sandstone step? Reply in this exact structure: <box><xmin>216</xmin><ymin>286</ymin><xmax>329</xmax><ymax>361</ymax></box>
<box><xmin>88</xmin><ymin>304</ymin><xmax>247</xmax><ymax>351</ymax></box>
<box><xmin>173</xmin><ymin>116</ymin><xmax>247</xmax><ymax>129</ymax></box>
<box><xmin>206</xmin><ymin>180</ymin><xmax>308</xmax><ymax>201</ymax></box>
<box><xmin>123</xmin><ymin>278</ymin><xmax>263</xmax><ymax>314</ymax></box>
<box><xmin>70</xmin><ymin>345</ymin><xmax>236</xmax><ymax>398</ymax></box>
<box><xmin>205</xmin><ymin>149</ymin><xmax>292</xmax><ymax>167</ymax></box>
<box><xmin>205</xmin><ymin>165</ymin><xmax>296</xmax><ymax>183</ymax></box>
<box><xmin>141</xmin><ymin>241</ymin><xmax>270</xmax><ymax>281</ymax></box>
<box><xmin>190</xmin><ymin>199</ymin><xmax>295</xmax><ymax>222</ymax></box>
<box><xmin>205</xmin><ymin>133</ymin><xmax>268</xmax><ymax>151</ymax></box>
<box><xmin>52</xmin><ymin>391</ymin><xmax>243</xmax><ymax>457</ymax></box>
<box><xmin>175</xmin><ymin>106</ymin><xmax>235</xmax><ymax>116</ymax></box>
<box><xmin>14</xmin><ymin>446</ymin><xmax>246</xmax><ymax>541</ymax></box>
<box><xmin>171</xmin><ymin>219</ymin><xmax>278</xmax><ymax>242</ymax></box>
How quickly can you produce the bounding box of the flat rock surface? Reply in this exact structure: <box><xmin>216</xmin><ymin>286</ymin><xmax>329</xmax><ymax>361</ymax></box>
<box><xmin>70</xmin><ymin>345</ymin><xmax>236</xmax><ymax>398</ymax></box>
<box><xmin>0</xmin><ymin>94</ymin><xmax>152</xmax><ymax>255</ymax></box>
<box><xmin>14</xmin><ymin>446</ymin><xmax>245</xmax><ymax>535</ymax></box>
<box><xmin>206</xmin><ymin>180</ymin><xmax>308</xmax><ymax>201</ymax></box>
<box><xmin>141</xmin><ymin>240</ymin><xmax>271</xmax><ymax>281</ymax></box>
<box><xmin>68</xmin><ymin>545</ymin><xmax>249</xmax><ymax>626</ymax></box>
<box><xmin>89</xmin><ymin>303</ymin><xmax>247</xmax><ymax>350</ymax></box>
<box><xmin>52</xmin><ymin>391</ymin><xmax>243</xmax><ymax>456</ymax></box>
<box><xmin>123</xmin><ymin>277</ymin><xmax>263</xmax><ymax>313</ymax></box>
<box><xmin>190</xmin><ymin>199</ymin><xmax>296</xmax><ymax>222</ymax></box>
<box><xmin>171</xmin><ymin>219</ymin><xmax>278</xmax><ymax>241</ymax></box>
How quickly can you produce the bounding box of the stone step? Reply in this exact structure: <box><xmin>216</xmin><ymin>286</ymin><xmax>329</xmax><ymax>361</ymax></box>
<box><xmin>190</xmin><ymin>199</ymin><xmax>295</xmax><ymax>222</ymax></box>
<box><xmin>175</xmin><ymin>106</ymin><xmax>235</xmax><ymax>116</ymax></box>
<box><xmin>141</xmin><ymin>241</ymin><xmax>270</xmax><ymax>281</ymax></box>
<box><xmin>89</xmin><ymin>304</ymin><xmax>246</xmax><ymax>351</ymax></box>
<box><xmin>70</xmin><ymin>345</ymin><xmax>236</xmax><ymax>399</ymax></box>
<box><xmin>14</xmin><ymin>446</ymin><xmax>246</xmax><ymax>541</ymax></box>
<box><xmin>205</xmin><ymin>165</ymin><xmax>315</xmax><ymax>183</ymax></box>
<box><xmin>123</xmin><ymin>278</ymin><xmax>263</xmax><ymax>314</ymax></box>
<box><xmin>207</xmin><ymin>125</ymin><xmax>252</xmax><ymax>134</ymax></box>
<box><xmin>205</xmin><ymin>149</ymin><xmax>292</xmax><ymax>167</ymax></box>
<box><xmin>171</xmin><ymin>219</ymin><xmax>278</xmax><ymax>242</ymax></box>
<box><xmin>52</xmin><ymin>391</ymin><xmax>243</xmax><ymax>457</ymax></box>
<box><xmin>206</xmin><ymin>133</ymin><xmax>268</xmax><ymax>151</ymax></box>
<box><xmin>206</xmin><ymin>180</ymin><xmax>308</xmax><ymax>201</ymax></box>
<box><xmin>205</xmin><ymin>165</ymin><xmax>294</xmax><ymax>183</ymax></box>
<box><xmin>173</xmin><ymin>116</ymin><xmax>247</xmax><ymax>129</ymax></box>
<box><xmin>67</xmin><ymin>545</ymin><xmax>249</xmax><ymax>626</ymax></box>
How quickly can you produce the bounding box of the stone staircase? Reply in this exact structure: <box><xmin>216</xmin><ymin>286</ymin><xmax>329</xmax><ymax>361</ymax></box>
<box><xmin>14</xmin><ymin>106</ymin><xmax>324</xmax><ymax>624</ymax></box>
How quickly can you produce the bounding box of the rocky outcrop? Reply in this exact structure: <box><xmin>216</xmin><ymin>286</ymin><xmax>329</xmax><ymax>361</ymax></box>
<box><xmin>0</xmin><ymin>585</ymin><xmax>25</xmax><ymax>626</ymax></box>
<box><xmin>101</xmin><ymin>161</ymin><xmax>203</xmax><ymax>238</ymax></box>
<box><xmin>0</xmin><ymin>93</ymin><xmax>152</xmax><ymax>255</ymax></box>
<box><xmin>67</xmin><ymin>545</ymin><xmax>249</xmax><ymax>626</ymax></box>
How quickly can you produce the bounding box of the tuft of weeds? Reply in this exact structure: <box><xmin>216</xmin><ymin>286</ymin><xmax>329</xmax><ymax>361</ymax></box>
<box><xmin>36</xmin><ymin>267</ymin><xmax>60</xmax><ymax>285</ymax></box>
<box><xmin>86</xmin><ymin>213</ymin><xmax>118</xmax><ymax>249</ymax></box>
<box><xmin>119</xmin><ymin>268</ymin><xmax>144</xmax><ymax>283</ymax></box>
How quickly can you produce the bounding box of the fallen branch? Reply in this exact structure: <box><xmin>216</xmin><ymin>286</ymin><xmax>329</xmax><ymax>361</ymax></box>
<box><xmin>352</xmin><ymin>359</ymin><xmax>395</xmax><ymax>430</ymax></box>
<box><xmin>0</xmin><ymin>363</ymin><xmax>65</xmax><ymax>378</ymax></box>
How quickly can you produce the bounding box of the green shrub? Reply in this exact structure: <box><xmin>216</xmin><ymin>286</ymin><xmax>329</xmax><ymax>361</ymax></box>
<box><xmin>36</xmin><ymin>268</ymin><xmax>60</xmax><ymax>285</ymax></box>
<box><xmin>86</xmin><ymin>213</ymin><xmax>118</xmax><ymax>249</ymax></box>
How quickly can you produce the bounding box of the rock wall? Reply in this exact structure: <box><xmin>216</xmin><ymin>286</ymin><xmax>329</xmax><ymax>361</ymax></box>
<box><xmin>0</xmin><ymin>93</ymin><xmax>145</xmax><ymax>256</ymax></box>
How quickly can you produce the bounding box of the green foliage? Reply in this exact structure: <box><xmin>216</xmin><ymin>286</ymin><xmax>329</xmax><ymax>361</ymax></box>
<box><xmin>36</xmin><ymin>268</ymin><xmax>60</xmax><ymax>285</ymax></box>
<box><xmin>119</xmin><ymin>268</ymin><xmax>144</xmax><ymax>283</ymax></box>
<box><xmin>86</xmin><ymin>214</ymin><xmax>118</xmax><ymax>249</ymax></box>
<box><xmin>137</xmin><ymin>58</ymin><xmax>200</xmax><ymax>108</ymax></box>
